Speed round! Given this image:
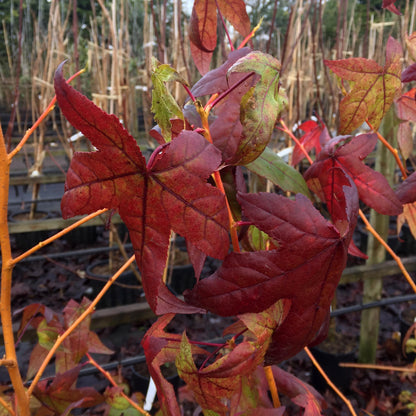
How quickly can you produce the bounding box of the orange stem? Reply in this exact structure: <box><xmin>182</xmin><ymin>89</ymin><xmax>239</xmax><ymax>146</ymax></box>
<box><xmin>339</xmin><ymin>362</ymin><xmax>416</xmax><ymax>372</ymax></box>
<box><xmin>27</xmin><ymin>255</ymin><xmax>136</xmax><ymax>396</ymax></box>
<box><xmin>359</xmin><ymin>209</ymin><xmax>416</xmax><ymax>293</ymax></box>
<box><xmin>0</xmin><ymin>126</ymin><xmax>29</xmax><ymax>415</ymax></box>
<box><xmin>196</xmin><ymin>102</ymin><xmax>240</xmax><ymax>253</ymax></box>
<box><xmin>8</xmin><ymin>68</ymin><xmax>85</xmax><ymax>161</ymax></box>
<box><xmin>366</xmin><ymin>119</ymin><xmax>407</xmax><ymax>179</ymax></box>
<box><xmin>0</xmin><ymin>395</ymin><xmax>15</xmax><ymax>416</ymax></box>
<box><xmin>264</xmin><ymin>366</ymin><xmax>281</xmax><ymax>408</ymax></box>
<box><xmin>86</xmin><ymin>353</ymin><xmax>150</xmax><ymax>416</ymax></box>
<box><xmin>304</xmin><ymin>347</ymin><xmax>357</xmax><ymax>416</ymax></box>
<box><xmin>280</xmin><ymin>119</ymin><xmax>314</xmax><ymax>165</ymax></box>
<box><xmin>9</xmin><ymin>209</ymin><xmax>108</xmax><ymax>265</ymax></box>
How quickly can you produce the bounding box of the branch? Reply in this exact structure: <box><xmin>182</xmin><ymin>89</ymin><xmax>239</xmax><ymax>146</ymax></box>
<box><xmin>27</xmin><ymin>255</ymin><xmax>136</xmax><ymax>396</ymax></box>
<box><xmin>304</xmin><ymin>347</ymin><xmax>357</xmax><ymax>416</ymax></box>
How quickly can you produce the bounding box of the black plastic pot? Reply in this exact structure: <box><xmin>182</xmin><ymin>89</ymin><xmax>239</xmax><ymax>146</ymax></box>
<box><xmin>9</xmin><ymin>209</ymin><xmax>51</xmax><ymax>250</ymax></box>
<box><xmin>65</xmin><ymin>225</ymin><xmax>97</xmax><ymax>246</ymax></box>
<box><xmin>310</xmin><ymin>344</ymin><xmax>356</xmax><ymax>392</ymax></box>
<box><xmin>86</xmin><ymin>260</ymin><xmax>142</xmax><ymax>308</ymax></box>
<box><xmin>168</xmin><ymin>263</ymin><xmax>195</xmax><ymax>295</ymax></box>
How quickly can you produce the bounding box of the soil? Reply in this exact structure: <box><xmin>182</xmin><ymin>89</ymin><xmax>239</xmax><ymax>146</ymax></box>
<box><xmin>3</xmin><ymin>220</ymin><xmax>416</xmax><ymax>415</ymax></box>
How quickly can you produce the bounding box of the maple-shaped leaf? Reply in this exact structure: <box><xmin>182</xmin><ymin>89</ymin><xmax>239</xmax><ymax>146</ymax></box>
<box><xmin>34</xmin><ymin>366</ymin><xmax>104</xmax><ymax>413</ymax></box>
<box><xmin>186</xmin><ymin>190</ymin><xmax>357</xmax><ymax>364</ymax></box>
<box><xmin>304</xmin><ymin>133</ymin><xmax>403</xmax><ymax>216</ymax></box>
<box><xmin>325</xmin><ymin>37</ymin><xmax>402</xmax><ymax>133</ymax></box>
<box><xmin>272</xmin><ymin>366</ymin><xmax>326</xmax><ymax>415</ymax></box>
<box><xmin>292</xmin><ymin>119</ymin><xmax>329</xmax><ymax>166</ymax></box>
<box><xmin>227</xmin><ymin>51</ymin><xmax>287</xmax><ymax>165</ymax></box>
<box><xmin>396</xmin><ymin>171</ymin><xmax>416</xmax><ymax>205</ymax></box>
<box><xmin>396</xmin><ymin>88</ymin><xmax>416</xmax><ymax>122</ymax></box>
<box><xmin>176</xmin><ymin>332</ymin><xmax>261</xmax><ymax>415</ymax></box>
<box><xmin>246</xmin><ymin>146</ymin><xmax>311</xmax><ymax>197</ymax></box>
<box><xmin>397</xmin><ymin>121</ymin><xmax>413</xmax><ymax>160</ymax></box>
<box><xmin>189</xmin><ymin>0</ymin><xmax>251</xmax><ymax>74</ymax></box>
<box><xmin>383</xmin><ymin>0</ymin><xmax>401</xmax><ymax>14</ymax></box>
<box><xmin>141</xmin><ymin>314</ymin><xmax>207</xmax><ymax>416</ymax></box>
<box><xmin>151</xmin><ymin>58</ymin><xmax>186</xmax><ymax>142</ymax></box>
<box><xmin>54</xmin><ymin>63</ymin><xmax>229</xmax><ymax>315</ymax></box>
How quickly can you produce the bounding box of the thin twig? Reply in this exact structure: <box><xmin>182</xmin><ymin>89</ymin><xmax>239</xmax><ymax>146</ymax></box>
<box><xmin>86</xmin><ymin>353</ymin><xmax>150</xmax><ymax>416</ymax></box>
<box><xmin>339</xmin><ymin>362</ymin><xmax>416</xmax><ymax>372</ymax></box>
<box><xmin>27</xmin><ymin>255</ymin><xmax>136</xmax><ymax>396</ymax></box>
<box><xmin>304</xmin><ymin>347</ymin><xmax>358</xmax><ymax>416</ymax></box>
<box><xmin>358</xmin><ymin>209</ymin><xmax>416</xmax><ymax>294</ymax></box>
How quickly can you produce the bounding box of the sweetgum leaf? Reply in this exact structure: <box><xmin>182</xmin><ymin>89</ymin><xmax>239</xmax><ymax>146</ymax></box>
<box><xmin>34</xmin><ymin>366</ymin><xmax>103</xmax><ymax>413</ymax></box>
<box><xmin>292</xmin><ymin>119</ymin><xmax>329</xmax><ymax>166</ymax></box>
<box><xmin>228</xmin><ymin>51</ymin><xmax>287</xmax><ymax>164</ymax></box>
<box><xmin>272</xmin><ymin>366</ymin><xmax>326</xmax><ymax>415</ymax></box>
<box><xmin>186</xmin><ymin>190</ymin><xmax>357</xmax><ymax>364</ymax></box>
<box><xmin>141</xmin><ymin>314</ymin><xmax>207</xmax><ymax>416</ymax></box>
<box><xmin>396</xmin><ymin>88</ymin><xmax>416</xmax><ymax>122</ymax></box>
<box><xmin>176</xmin><ymin>333</ymin><xmax>260</xmax><ymax>415</ymax></box>
<box><xmin>246</xmin><ymin>146</ymin><xmax>311</xmax><ymax>197</ymax></box>
<box><xmin>304</xmin><ymin>133</ymin><xmax>403</xmax><ymax>216</ymax></box>
<box><xmin>325</xmin><ymin>37</ymin><xmax>402</xmax><ymax>133</ymax></box>
<box><xmin>383</xmin><ymin>0</ymin><xmax>401</xmax><ymax>14</ymax></box>
<box><xmin>396</xmin><ymin>171</ymin><xmax>416</xmax><ymax>204</ymax></box>
<box><xmin>189</xmin><ymin>0</ymin><xmax>251</xmax><ymax>75</ymax></box>
<box><xmin>151</xmin><ymin>58</ymin><xmax>186</xmax><ymax>142</ymax></box>
<box><xmin>55</xmin><ymin>63</ymin><xmax>229</xmax><ymax>315</ymax></box>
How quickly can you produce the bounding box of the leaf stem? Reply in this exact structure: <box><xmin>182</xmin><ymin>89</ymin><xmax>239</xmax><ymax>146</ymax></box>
<box><xmin>366</xmin><ymin>119</ymin><xmax>407</xmax><ymax>179</ymax></box>
<box><xmin>264</xmin><ymin>366</ymin><xmax>281</xmax><ymax>408</ymax></box>
<box><xmin>358</xmin><ymin>209</ymin><xmax>416</xmax><ymax>293</ymax></box>
<box><xmin>238</xmin><ymin>18</ymin><xmax>263</xmax><ymax>49</ymax></box>
<box><xmin>279</xmin><ymin>119</ymin><xmax>314</xmax><ymax>165</ymax></box>
<box><xmin>86</xmin><ymin>353</ymin><xmax>150</xmax><ymax>416</ymax></box>
<box><xmin>182</xmin><ymin>83</ymin><xmax>196</xmax><ymax>103</ymax></box>
<box><xmin>195</xmin><ymin>102</ymin><xmax>240</xmax><ymax>252</ymax></box>
<box><xmin>304</xmin><ymin>347</ymin><xmax>357</xmax><ymax>416</ymax></box>
<box><xmin>27</xmin><ymin>255</ymin><xmax>136</xmax><ymax>396</ymax></box>
<box><xmin>214</xmin><ymin>0</ymin><xmax>234</xmax><ymax>51</ymax></box>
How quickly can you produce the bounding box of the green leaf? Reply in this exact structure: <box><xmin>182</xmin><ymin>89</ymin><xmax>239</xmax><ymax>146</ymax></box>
<box><xmin>151</xmin><ymin>58</ymin><xmax>187</xmax><ymax>141</ymax></box>
<box><xmin>228</xmin><ymin>51</ymin><xmax>287</xmax><ymax>165</ymax></box>
<box><xmin>246</xmin><ymin>147</ymin><xmax>311</xmax><ymax>198</ymax></box>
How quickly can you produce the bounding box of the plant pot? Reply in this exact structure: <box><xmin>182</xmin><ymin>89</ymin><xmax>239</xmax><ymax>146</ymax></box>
<box><xmin>310</xmin><ymin>333</ymin><xmax>356</xmax><ymax>393</ymax></box>
<box><xmin>86</xmin><ymin>259</ymin><xmax>142</xmax><ymax>308</ymax></box>
<box><xmin>9</xmin><ymin>209</ymin><xmax>51</xmax><ymax>250</ymax></box>
<box><xmin>399</xmin><ymin>306</ymin><xmax>416</xmax><ymax>361</ymax></box>
<box><xmin>65</xmin><ymin>225</ymin><xmax>97</xmax><ymax>246</ymax></box>
<box><xmin>166</xmin><ymin>242</ymin><xmax>195</xmax><ymax>295</ymax></box>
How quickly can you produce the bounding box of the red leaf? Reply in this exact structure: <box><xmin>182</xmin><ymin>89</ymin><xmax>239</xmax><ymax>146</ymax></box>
<box><xmin>186</xmin><ymin>191</ymin><xmax>357</xmax><ymax>364</ymax></box>
<box><xmin>324</xmin><ymin>37</ymin><xmax>402</xmax><ymax>133</ymax></box>
<box><xmin>292</xmin><ymin>119</ymin><xmax>328</xmax><ymax>166</ymax></box>
<box><xmin>396</xmin><ymin>88</ymin><xmax>416</xmax><ymax>122</ymax></box>
<box><xmin>401</xmin><ymin>63</ymin><xmax>416</xmax><ymax>82</ymax></box>
<box><xmin>272</xmin><ymin>366</ymin><xmax>326</xmax><ymax>415</ymax></box>
<box><xmin>383</xmin><ymin>0</ymin><xmax>401</xmax><ymax>14</ymax></box>
<box><xmin>142</xmin><ymin>314</ymin><xmax>207</xmax><ymax>416</ymax></box>
<box><xmin>34</xmin><ymin>366</ymin><xmax>104</xmax><ymax>413</ymax></box>
<box><xmin>304</xmin><ymin>133</ymin><xmax>403</xmax><ymax>216</ymax></box>
<box><xmin>396</xmin><ymin>172</ymin><xmax>416</xmax><ymax>204</ymax></box>
<box><xmin>55</xmin><ymin>63</ymin><xmax>230</xmax><ymax>315</ymax></box>
<box><xmin>189</xmin><ymin>0</ymin><xmax>251</xmax><ymax>74</ymax></box>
